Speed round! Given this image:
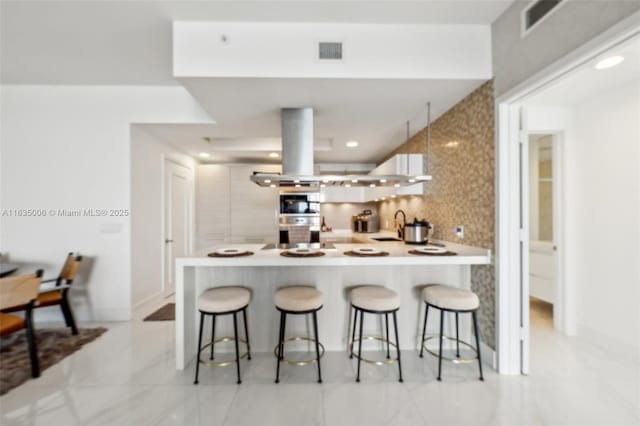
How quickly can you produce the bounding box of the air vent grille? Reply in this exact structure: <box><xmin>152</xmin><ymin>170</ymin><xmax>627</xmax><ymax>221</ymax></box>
<box><xmin>523</xmin><ymin>0</ymin><xmax>564</xmax><ymax>33</ymax></box>
<box><xmin>318</xmin><ymin>42</ymin><xmax>343</xmax><ymax>60</ymax></box>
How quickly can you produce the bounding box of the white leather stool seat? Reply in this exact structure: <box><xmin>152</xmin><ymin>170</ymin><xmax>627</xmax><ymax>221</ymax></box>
<box><xmin>422</xmin><ymin>285</ymin><xmax>479</xmax><ymax>311</ymax></box>
<box><xmin>351</xmin><ymin>286</ymin><xmax>400</xmax><ymax>312</ymax></box>
<box><xmin>198</xmin><ymin>287</ymin><xmax>251</xmax><ymax>313</ymax></box>
<box><xmin>275</xmin><ymin>286</ymin><xmax>323</xmax><ymax>312</ymax></box>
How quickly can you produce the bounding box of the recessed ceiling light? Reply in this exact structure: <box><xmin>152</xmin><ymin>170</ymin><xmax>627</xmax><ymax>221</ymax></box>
<box><xmin>346</xmin><ymin>141</ymin><xmax>359</xmax><ymax>148</ymax></box>
<box><xmin>381</xmin><ymin>197</ymin><xmax>386</xmax><ymax>200</ymax></box>
<box><xmin>380</xmin><ymin>179</ymin><xmax>387</xmax><ymax>183</ymax></box>
<box><xmin>594</xmin><ymin>55</ymin><xmax>624</xmax><ymax>70</ymax></box>
<box><xmin>295</xmin><ymin>184</ymin><xmax>301</xmax><ymax>188</ymax></box>
<box><xmin>320</xmin><ymin>184</ymin><xmax>326</xmax><ymax>188</ymax></box>
<box><xmin>394</xmin><ymin>184</ymin><xmax>400</xmax><ymax>188</ymax></box>
<box><xmin>445</xmin><ymin>141</ymin><xmax>460</xmax><ymax>148</ymax></box>
<box><xmin>391</xmin><ymin>195</ymin><xmax>396</xmax><ymax>198</ymax></box>
<box><xmin>416</xmin><ymin>175</ymin><xmax>432</xmax><ymax>181</ymax></box>
<box><xmin>269</xmin><ymin>152</ymin><xmax>280</xmax><ymax>158</ymax></box>
<box><xmin>374</xmin><ymin>198</ymin><xmax>379</xmax><ymax>202</ymax></box>
<box><xmin>293</xmin><ymin>179</ymin><xmax>300</xmax><ymax>183</ymax></box>
<box><xmin>345</xmin><ymin>184</ymin><xmax>351</xmax><ymax>188</ymax></box>
<box><xmin>322</xmin><ymin>179</ymin><xmax>329</xmax><ymax>183</ymax></box>
<box><xmin>369</xmin><ymin>183</ymin><xmax>376</xmax><ymax>188</ymax></box>
<box><xmin>198</xmin><ymin>152</ymin><xmax>210</xmax><ymax>158</ymax></box>
<box><xmin>269</xmin><ymin>184</ymin><xmax>276</xmax><ymax>188</ymax></box>
<box><xmin>408</xmin><ymin>179</ymin><xmax>416</xmax><ymax>183</ymax></box>
<box><xmin>264</xmin><ymin>179</ymin><xmax>271</xmax><ymax>184</ymax></box>
<box><xmin>351</xmin><ymin>179</ymin><xmax>358</xmax><ymax>183</ymax></box>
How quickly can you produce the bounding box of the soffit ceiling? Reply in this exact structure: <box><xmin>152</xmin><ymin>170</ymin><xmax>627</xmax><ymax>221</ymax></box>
<box><xmin>1</xmin><ymin>0</ymin><xmax>513</xmax><ymax>85</ymax></box>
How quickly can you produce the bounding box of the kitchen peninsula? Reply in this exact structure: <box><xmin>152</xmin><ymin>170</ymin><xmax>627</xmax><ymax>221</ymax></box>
<box><xmin>175</xmin><ymin>234</ymin><xmax>491</xmax><ymax>369</ymax></box>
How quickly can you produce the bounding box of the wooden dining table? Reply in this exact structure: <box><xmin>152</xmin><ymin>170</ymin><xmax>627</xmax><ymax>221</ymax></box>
<box><xmin>0</xmin><ymin>263</ymin><xmax>21</xmax><ymax>277</ymax></box>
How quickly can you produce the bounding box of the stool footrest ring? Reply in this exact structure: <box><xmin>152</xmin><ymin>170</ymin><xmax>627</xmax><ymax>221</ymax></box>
<box><xmin>198</xmin><ymin>336</ymin><xmax>250</xmax><ymax>367</ymax></box>
<box><xmin>422</xmin><ymin>335</ymin><xmax>478</xmax><ymax>364</ymax></box>
<box><xmin>349</xmin><ymin>335</ymin><xmax>399</xmax><ymax>365</ymax></box>
<box><xmin>274</xmin><ymin>336</ymin><xmax>325</xmax><ymax>366</ymax></box>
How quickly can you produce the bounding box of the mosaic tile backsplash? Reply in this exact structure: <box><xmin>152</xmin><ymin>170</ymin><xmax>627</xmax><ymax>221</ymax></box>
<box><xmin>378</xmin><ymin>81</ymin><xmax>496</xmax><ymax>349</ymax></box>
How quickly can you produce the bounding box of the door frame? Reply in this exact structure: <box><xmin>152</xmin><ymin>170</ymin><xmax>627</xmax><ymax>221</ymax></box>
<box><xmin>162</xmin><ymin>158</ymin><xmax>194</xmax><ymax>297</ymax></box>
<box><xmin>495</xmin><ymin>14</ymin><xmax>640</xmax><ymax>375</ymax></box>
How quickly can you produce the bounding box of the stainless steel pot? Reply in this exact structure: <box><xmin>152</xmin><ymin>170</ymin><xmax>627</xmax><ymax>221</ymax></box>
<box><xmin>403</xmin><ymin>219</ymin><xmax>431</xmax><ymax>244</ymax></box>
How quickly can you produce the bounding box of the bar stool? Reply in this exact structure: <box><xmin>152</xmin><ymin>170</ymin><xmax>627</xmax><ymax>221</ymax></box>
<box><xmin>419</xmin><ymin>284</ymin><xmax>484</xmax><ymax>381</ymax></box>
<box><xmin>349</xmin><ymin>285</ymin><xmax>403</xmax><ymax>383</ymax></box>
<box><xmin>194</xmin><ymin>286</ymin><xmax>251</xmax><ymax>385</ymax></box>
<box><xmin>274</xmin><ymin>286</ymin><xmax>323</xmax><ymax>383</ymax></box>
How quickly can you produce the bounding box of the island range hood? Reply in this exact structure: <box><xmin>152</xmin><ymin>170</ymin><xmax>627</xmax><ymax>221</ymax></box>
<box><xmin>250</xmin><ymin>107</ymin><xmax>432</xmax><ymax>188</ymax></box>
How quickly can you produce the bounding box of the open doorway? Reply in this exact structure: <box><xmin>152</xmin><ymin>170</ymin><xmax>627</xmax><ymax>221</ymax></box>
<box><xmin>496</xmin><ymin>30</ymin><xmax>640</xmax><ymax>375</ymax></box>
<box><xmin>528</xmin><ymin>134</ymin><xmax>556</xmax><ymax>334</ymax></box>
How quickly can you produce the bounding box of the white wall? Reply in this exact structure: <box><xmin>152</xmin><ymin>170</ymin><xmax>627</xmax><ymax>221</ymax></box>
<box><xmin>571</xmin><ymin>82</ymin><xmax>639</xmax><ymax>349</ymax></box>
<box><xmin>526</xmin><ymin>80</ymin><xmax>640</xmax><ymax>352</ymax></box>
<box><xmin>130</xmin><ymin>126</ymin><xmax>196</xmax><ymax>308</ymax></box>
<box><xmin>0</xmin><ymin>85</ymin><xmax>212</xmax><ymax>321</ymax></box>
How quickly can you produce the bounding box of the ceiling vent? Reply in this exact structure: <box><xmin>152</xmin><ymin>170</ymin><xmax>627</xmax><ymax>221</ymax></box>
<box><xmin>522</xmin><ymin>0</ymin><xmax>565</xmax><ymax>35</ymax></box>
<box><xmin>318</xmin><ymin>42</ymin><xmax>343</xmax><ymax>60</ymax></box>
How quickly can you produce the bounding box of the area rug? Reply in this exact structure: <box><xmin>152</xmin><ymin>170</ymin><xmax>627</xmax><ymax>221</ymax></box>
<box><xmin>0</xmin><ymin>327</ymin><xmax>107</xmax><ymax>395</ymax></box>
<box><xmin>143</xmin><ymin>303</ymin><xmax>175</xmax><ymax>321</ymax></box>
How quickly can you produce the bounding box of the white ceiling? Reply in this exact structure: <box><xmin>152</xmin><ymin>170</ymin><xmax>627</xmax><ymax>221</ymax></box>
<box><xmin>0</xmin><ymin>0</ymin><xmax>513</xmax><ymax>85</ymax></box>
<box><xmin>140</xmin><ymin>77</ymin><xmax>484</xmax><ymax>163</ymax></box>
<box><xmin>1</xmin><ymin>0</ymin><xmax>511</xmax><ymax>165</ymax></box>
<box><xmin>525</xmin><ymin>35</ymin><xmax>640</xmax><ymax>107</ymax></box>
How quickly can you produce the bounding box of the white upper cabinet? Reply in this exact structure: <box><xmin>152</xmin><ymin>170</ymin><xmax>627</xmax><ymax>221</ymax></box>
<box><xmin>319</xmin><ymin>154</ymin><xmax>425</xmax><ymax>203</ymax></box>
<box><xmin>321</xmin><ymin>186</ymin><xmax>365</xmax><ymax>203</ymax></box>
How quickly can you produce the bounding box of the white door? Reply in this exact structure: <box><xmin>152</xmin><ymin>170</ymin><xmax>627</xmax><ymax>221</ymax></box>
<box><xmin>164</xmin><ymin>161</ymin><xmax>191</xmax><ymax>296</ymax></box>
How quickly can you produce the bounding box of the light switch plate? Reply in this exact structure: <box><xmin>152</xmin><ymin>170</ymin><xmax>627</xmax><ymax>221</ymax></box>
<box><xmin>455</xmin><ymin>225</ymin><xmax>464</xmax><ymax>238</ymax></box>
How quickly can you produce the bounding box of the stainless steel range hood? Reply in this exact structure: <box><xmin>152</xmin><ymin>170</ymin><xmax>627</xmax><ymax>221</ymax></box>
<box><xmin>250</xmin><ymin>107</ymin><xmax>432</xmax><ymax>188</ymax></box>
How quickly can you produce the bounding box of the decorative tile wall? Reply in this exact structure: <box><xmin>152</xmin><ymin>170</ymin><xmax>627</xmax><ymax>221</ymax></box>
<box><xmin>378</xmin><ymin>81</ymin><xmax>496</xmax><ymax>348</ymax></box>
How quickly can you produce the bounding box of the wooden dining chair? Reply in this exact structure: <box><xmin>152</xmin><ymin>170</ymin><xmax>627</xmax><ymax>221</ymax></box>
<box><xmin>2</xmin><ymin>253</ymin><xmax>82</xmax><ymax>335</ymax></box>
<box><xmin>0</xmin><ymin>270</ymin><xmax>44</xmax><ymax>378</ymax></box>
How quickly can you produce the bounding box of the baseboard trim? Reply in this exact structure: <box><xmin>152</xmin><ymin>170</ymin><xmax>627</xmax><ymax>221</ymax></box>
<box><xmin>480</xmin><ymin>340</ymin><xmax>497</xmax><ymax>370</ymax></box>
<box><xmin>132</xmin><ymin>291</ymin><xmax>167</xmax><ymax>320</ymax></box>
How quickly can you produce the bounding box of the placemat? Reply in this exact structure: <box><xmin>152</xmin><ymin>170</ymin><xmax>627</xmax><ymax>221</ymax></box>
<box><xmin>280</xmin><ymin>251</ymin><xmax>326</xmax><ymax>258</ymax></box>
<box><xmin>343</xmin><ymin>250</ymin><xmax>390</xmax><ymax>257</ymax></box>
<box><xmin>408</xmin><ymin>250</ymin><xmax>457</xmax><ymax>256</ymax></box>
<box><xmin>207</xmin><ymin>251</ymin><xmax>254</xmax><ymax>258</ymax></box>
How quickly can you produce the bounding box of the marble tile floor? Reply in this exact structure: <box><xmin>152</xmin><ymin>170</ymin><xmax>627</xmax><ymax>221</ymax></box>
<box><xmin>0</xmin><ymin>318</ymin><xmax>638</xmax><ymax>426</ymax></box>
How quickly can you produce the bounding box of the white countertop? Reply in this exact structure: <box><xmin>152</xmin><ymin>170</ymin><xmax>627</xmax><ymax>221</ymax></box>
<box><xmin>179</xmin><ymin>232</ymin><xmax>491</xmax><ymax>267</ymax></box>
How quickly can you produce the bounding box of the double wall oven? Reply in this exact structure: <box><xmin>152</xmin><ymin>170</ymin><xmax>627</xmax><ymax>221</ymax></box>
<box><xmin>278</xmin><ymin>192</ymin><xmax>320</xmax><ymax>244</ymax></box>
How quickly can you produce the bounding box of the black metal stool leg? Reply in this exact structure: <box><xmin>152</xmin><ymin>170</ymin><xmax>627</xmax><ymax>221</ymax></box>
<box><xmin>312</xmin><ymin>310</ymin><xmax>322</xmax><ymax>383</ymax></box>
<box><xmin>385</xmin><ymin>312</ymin><xmax>390</xmax><ymax>359</ymax></box>
<box><xmin>25</xmin><ymin>309</ymin><xmax>40</xmax><ymax>378</ymax></box>
<box><xmin>194</xmin><ymin>312</ymin><xmax>205</xmax><ymax>385</ymax></box>
<box><xmin>420</xmin><ymin>303</ymin><xmax>429</xmax><ymax>358</ymax></box>
<box><xmin>437</xmin><ymin>309</ymin><xmax>444</xmax><ymax>381</ymax></box>
<box><xmin>275</xmin><ymin>311</ymin><xmax>285</xmax><ymax>383</ymax></box>
<box><xmin>233</xmin><ymin>312</ymin><xmax>241</xmax><ymax>384</ymax></box>
<box><xmin>242</xmin><ymin>308</ymin><xmax>251</xmax><ymax>360</ymax></box>
<box><xmin>392</xmin><ymin>311</ymin><xmax>403</xmax><ymax>383</ymax></box>
<box><xmin>350</xmin><ymin>307</ymin><xmax>358</xmax><ymax>359</ymax></box>
<box><xmin>356</xmin><ymin>309</ymin><xmax>364</xmax><ymax>382</ymax></box>
<box><xmin>472</xmin><ymin>311</ymin><xmax>484</xmax><ymax>381</ymax></box>
<box><xmin>210</xmin><ymin>314</ymin><xmax>216</xmax><ymax>360</ymax></box>
<box><xmin>455</xmin><ymin>312</ymin><xmax>460</xmax><ymax>358</ymax></box>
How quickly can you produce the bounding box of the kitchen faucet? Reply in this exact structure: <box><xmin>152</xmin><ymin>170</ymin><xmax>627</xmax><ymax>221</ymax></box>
<box><xmin>394</xmin><ymin>209</ymin><xmax>406</xmax><ymax>239</ymax></box>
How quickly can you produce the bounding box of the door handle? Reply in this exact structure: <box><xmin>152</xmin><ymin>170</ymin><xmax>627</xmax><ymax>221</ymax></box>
<box><xmin>165</xmin><ymin>239</ymin><xmax>174</xmax><ymax>244</ymax></box>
